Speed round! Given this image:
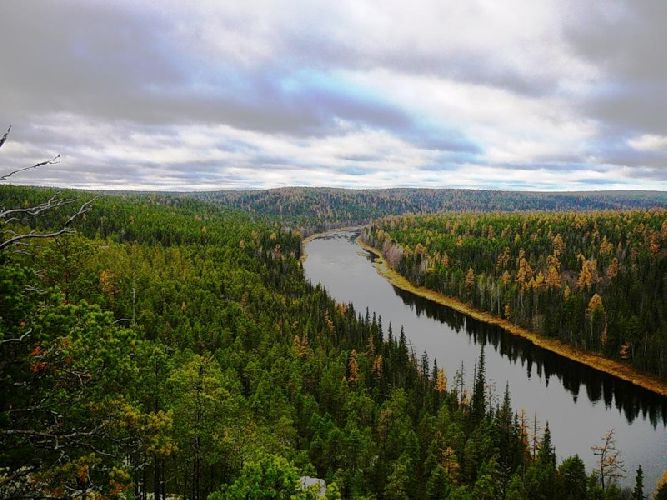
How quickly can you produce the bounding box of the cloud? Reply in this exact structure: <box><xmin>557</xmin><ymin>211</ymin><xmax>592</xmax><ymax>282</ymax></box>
<box><xmin>563</xmin><ymin>0</ymin><xmax>667</xmax><ymax>135</ymax></box>
<box><xmin>0</xmin><ymin>0</ymin><xmax>665</xmax><ymax>190</ymax></box>
<box><xmin>628</xmin><ymin>135</ymin><xmax>667</xmax><ymax>152</ymax></box>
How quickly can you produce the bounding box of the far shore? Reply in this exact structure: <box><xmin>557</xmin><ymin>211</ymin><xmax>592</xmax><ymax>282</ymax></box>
<box><xmin>352</xmin><ymin>236</ymin><xmax>667</xmax><ymax>398</ymax></box>
<box><xmin>299</xmin><ymin>225</ymin><xmax>366</xmax><ymax>263</ymax></box>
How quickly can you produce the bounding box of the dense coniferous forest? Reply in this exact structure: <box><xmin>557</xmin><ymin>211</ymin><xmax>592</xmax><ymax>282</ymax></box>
<box><xmin>184</xmin><ymin>187</ymin><xmax>667</xmax><ymax>233</ymax></box>
<box><xmin>3</xmin><ymin>186</ymin><xmax>664</xmax><ymax>498</ymax></box>
<box><xmin>363</xmin><ymin>211</ymin><xmax>667</xmax><ymax>380</ymax></box>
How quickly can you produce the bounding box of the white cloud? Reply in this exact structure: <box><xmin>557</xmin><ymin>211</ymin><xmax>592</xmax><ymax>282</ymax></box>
<box><xmin>340</xmin><ymin>68</ymin><xmax>598</xmax><ymax>166</ymax></box>
<box><xmin>4</xmin><ymin>113</ymin><xmax>661</xmax><ymax>192</ymax></box>
<box><xmin>628</xmin><ymin>134</ymin><xmax>667</xmax><ymax>152</ymax></box>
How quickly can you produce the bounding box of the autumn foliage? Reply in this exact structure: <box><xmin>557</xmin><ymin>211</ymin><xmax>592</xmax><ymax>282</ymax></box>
<box><xmin>364</xmin><ymin>210</ymin><xmax>667</xmax><ymax>378</ymax></box>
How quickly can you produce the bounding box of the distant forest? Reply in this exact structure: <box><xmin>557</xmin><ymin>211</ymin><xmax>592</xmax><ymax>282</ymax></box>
<box><xmin>183</xmin><ymin>187</ymin><xmax>667</xmax><ymax>232</ymax></box>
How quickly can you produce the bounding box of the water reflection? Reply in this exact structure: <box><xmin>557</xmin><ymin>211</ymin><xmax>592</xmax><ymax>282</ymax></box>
<box><xmin>391</xmin><ymin>265</ymin><xmax>667</xmax><ymax>428</ymax></box>
<box><xmin>306</xmin><ymin>232</ymin><xmax>667</xmax><ymax>489</ymax></box>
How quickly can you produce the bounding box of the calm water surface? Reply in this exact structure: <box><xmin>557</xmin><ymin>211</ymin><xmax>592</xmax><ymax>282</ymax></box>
<box><xmin>303</xmin><ymin>231</ymin><xmax>667</xmax><ymax>490</ymax></box>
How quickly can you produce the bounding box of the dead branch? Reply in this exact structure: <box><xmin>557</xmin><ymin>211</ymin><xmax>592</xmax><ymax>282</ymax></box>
<box><xmin>1</xmin><ymin>196</ymin><xmax>73</xmax><ymax>220</ymax></box>
<box><xmin>0</xmin><ymin>155</ymin><xmax>61</xmax><ymax>182</ymax></box>
<box><xmin>0</xmin><ymin>329</ymin><xmax>32</xmax><ymax>345</ymax></box>
<box><xmin>0</xmin><ymin>125</ymin><xmax>10</xmax><ymax>150</ymax></box>
<box><xmin>592</xmin><ymin>428</ymin><xmax>625</xmax><ymax>489</ymax></box>
<box><xmin>23</xmin><ymin>285</ymin><xmax>48</xmax><ymax>295</ymax></box>
<box><xmin>0</xmin><ymin>123</ymin><xmax>60</xmax><ymax>181</ymax></box>
<box><xmin>0</xmin><ymin>199</ymin><xmax>94</xmax><ymax>251</ymax></box>
<box><xmin>0</xmin><ymin>126</ymin><xmax>95</xmax><ymax>251</ymax></box>
<box><xmin>0</xmin><ymin>424</ymin><xmax>105</xmax><ymax>440</ymax></box>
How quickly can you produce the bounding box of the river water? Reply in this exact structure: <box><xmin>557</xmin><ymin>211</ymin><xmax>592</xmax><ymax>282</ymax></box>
<box><xmin>303</xmin><ymin>231</ymin><xmax>667</xmax><ymax>490</ymax></box>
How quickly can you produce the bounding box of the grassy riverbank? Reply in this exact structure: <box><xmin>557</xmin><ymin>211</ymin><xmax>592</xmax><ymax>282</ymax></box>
<box><xmin>357</xmin><ymin>237</ymin><xmax>667</xmax><ymax>398</ymax></box>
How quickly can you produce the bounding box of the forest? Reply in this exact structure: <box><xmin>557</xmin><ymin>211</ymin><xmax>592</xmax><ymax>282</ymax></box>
<box><xmin>1</xmin><ymin>185</ymin><xmax>665</xmax><ymax>499</ymax></box>
<box><xmin>184</xmin><ymin>187</ymin><xmax>667</xmax><ymax>234</ymax></box>
<box><xmin>363</xmin><ymin>211</ymin><xmax>667</xmax><ymax>381</ymax></box>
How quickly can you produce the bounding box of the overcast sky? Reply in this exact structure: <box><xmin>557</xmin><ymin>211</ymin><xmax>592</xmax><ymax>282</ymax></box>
<box><xmin>1</xmin><ymin>0</ymin><xmax>666</xmax><ymax>191</ymax></box>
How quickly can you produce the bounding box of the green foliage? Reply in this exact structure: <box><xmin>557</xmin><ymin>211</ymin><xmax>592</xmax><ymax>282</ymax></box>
<box><xmin>557</xmin><ymin>455</ymin><xmax>588</xmax><ymax>500</ymax></box>
<box><xmin>209</xmin><ymin>453</ymin><xmax>305</xmax><ymax>499</ymax></box>
<box><xmin>188</xmin><ymin>187</ymin><xmax>667</xmax><ymax>234</ymax></box>
<box><xmin>0</xmin><ymin>186</ymin><xmax>644</xmax><ymax>498</ymax></box>
<box><xmin>365</xmin><ymin>210</ymin><xmax>667</xmax><ymax>379</ymax></box>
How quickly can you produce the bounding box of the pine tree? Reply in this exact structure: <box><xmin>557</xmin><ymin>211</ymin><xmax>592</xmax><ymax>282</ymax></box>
<box><xmin>557</xmin><ymin>455</ymin><xmax>587</xmax><ymax>500</ymax></box>
<box><xmin>632</xmin><ymin>464</ymin><xmax>644</xmax><ymax>500</ymax></box>
<box><xmin>398</xmin><ymin>326</ymin><xmax>408</xmax><ymax>365</ymax></box>
<box><xmin>470</xmin><ymin>346</ymin><xmax>487</xmax><ymax>425</ymax></box>
<box><xmin>538</xmin><ymin>422</ymin><xmax>556</xmax><ymax>469</ymax></box>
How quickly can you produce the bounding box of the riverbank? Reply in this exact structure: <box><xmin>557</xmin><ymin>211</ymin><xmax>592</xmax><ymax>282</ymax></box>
<box><xmin>357</xmin><ymin>237</ymin><xmax>667</xmax><ymax>398</ymax></box>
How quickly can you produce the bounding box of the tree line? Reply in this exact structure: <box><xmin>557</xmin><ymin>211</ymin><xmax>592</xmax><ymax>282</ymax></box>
<box><xmin>185</xmin><ymin>187</ymin><xmax>667</xmax><ymax>234</ymax></box>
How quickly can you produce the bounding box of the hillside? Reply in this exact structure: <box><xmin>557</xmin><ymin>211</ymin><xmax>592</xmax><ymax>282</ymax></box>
<box><xmin>186</xmin><ymin>187</ymin><xmax>667</xmax><ymax>232</ymax></box>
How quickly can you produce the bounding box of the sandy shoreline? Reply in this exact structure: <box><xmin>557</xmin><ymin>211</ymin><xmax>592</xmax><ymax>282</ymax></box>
<box><xmin>353</xmin><ymin>236</ymin><xmax>667</xmax><ymax>398</ymax></box>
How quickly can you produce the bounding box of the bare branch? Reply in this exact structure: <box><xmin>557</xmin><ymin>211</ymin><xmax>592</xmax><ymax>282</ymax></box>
<box><xmin>12</xmin><ymin>248</ymin><xmax>34</xmax><ymax>256</ymax></box>
<box><xmin>0</xmin><ymin>125</ymin><xmax>10</xmax><ymax>150</ymax></box>
<box><xmin>0</xmin><ymin>155</ymin><xmax>61</xmax><ymax>182</ymax></box>
<box><xmin>24</xmin><ymin>285</ymin><xmax>48</xmax><ymax>295</ymax></box>
<box><xmin>0</xmin><ymin>228</ymin><xmax>72</xmax><ymax>250</ymax></box>
<box><xmin>592</xmin><ymin>428</ymin><xmax>625</xmax><ymax>489</ymax></box>
<box><xmin>0</xmin><ymin>424</ymin><xmax>105</xmax><ymax>440</ymax></box>
<box><xmin>0</xmin><ymin>329</ymin><xmax>32</xmax><ymax>345</ymax></box>
<box><xmin>63</xmin><ymin>198</ymin><xmax>95</xmax><ymax>225</ymax></box>
<box><xmin>0</xmin><ymin>127</ymin><xmax>96</xmax><ymax>251</ymax></box>
<box><xmin>1</xmin><ymin>196</ymin><xmax>73</xmax><ymax>220</ymax></box>
<box><xmin>0</xmin><ymin>199</ymin><xmax>94</xmax><ymax>251</ymax></box>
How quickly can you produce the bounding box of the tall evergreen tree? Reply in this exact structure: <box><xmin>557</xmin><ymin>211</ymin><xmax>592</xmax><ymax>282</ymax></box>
<box><xmin>470</xmin><ymin>346</ymin><xmax>487</xmax><ymax>425</ymax></box>
<box><xmin>556</xmin><ymin>455</ymin><xmax>587</xmax><ymax>500</ymax></box>
<box><xmin>633</xmin><ymin>464</ymin><xmax>644</xmax><ymax>500</ymax></box>
<box><xmin>538</xmin><ymin>422</ymin><xmax>556</xmax><ymax>469</ymax></box>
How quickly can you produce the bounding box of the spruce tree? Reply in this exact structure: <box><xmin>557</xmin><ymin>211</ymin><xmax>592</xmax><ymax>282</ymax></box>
<box><xmin>632</xmin><ymin>465</ymin><xmax>644</xmax><ymax>500</ymax></box>
<box><xmin>470</xmin><ymin>345</ymin><xmax>487</xmax><ymax>425</ymax></box>
<box><xmin>538</xmin><ymin>422</ymin><xmax>556</xmax><ymax>469</ymax></box>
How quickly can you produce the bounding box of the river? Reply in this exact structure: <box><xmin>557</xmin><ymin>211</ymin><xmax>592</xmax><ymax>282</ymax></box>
<box><xmin>303</xmin><ymin>230</ymin><xmax>667</xmax><ymax>491</ymax></box>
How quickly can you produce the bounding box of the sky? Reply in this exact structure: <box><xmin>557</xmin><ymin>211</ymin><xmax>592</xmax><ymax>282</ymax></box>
<box><xmin>1</xmin><ymin>0</ymin><xmax>666</xmax><ymax>191</ymax></box>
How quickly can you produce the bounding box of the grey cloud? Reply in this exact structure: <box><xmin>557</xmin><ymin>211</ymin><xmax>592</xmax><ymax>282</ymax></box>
<box><xmin>338</xmin><ymin>154</ymin><xmax>381</xmax><ymax>162</ymax></box>
<box><xmin>489</xmin><ymin>162</ymin><xmax>602</xmax><ymax>173</ymax></box>
<box><xmin>0</xmin><ymin>2</ymin><xmax>185</xmax><ymax>121</ymax></box>
<box><xmin>586</xmin><ymin>87</ymin><xmax>667</xmax><ymax>136</ymax></box>
<box><xmin>619</xmin><ymin>166</ymin><xmax>667</xmax><ymax>182</ymax></box>
<box><xmin>596</xmin><ymin>146</ymin><xmax>667</xmax><ymax>169</ymax></box>
<box><xmin>417</xmin><ymin>164</ymin><xmax>458</xmax><ymax>172</ymax></box>
<box><xmin>281</xmin><ymin>12</ymin><xmax>562</xmax><ymax>98</ymax></box>
<box><xmin>575</xmin><ymin>178</ymin><xmax>625</xmax><ymax>186</ymax></box>
<box><xmin>405</xmin><ymin>127</ymin><xmax>481</xmax><ymax>154</ymax></box>
<box><xmin>0</xmin><ymin>1</ymin><xmax>416</xmax><ymax>140</ymax></box>
<box><xmin>564</xmin><ymin>0</ymin><xmax>667</xmax><ymax>135</ymax></box>
<box><xmin>337</xmin><ymin>166</ymin><xmax>375</xmax><ymax>176</ymax></box>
